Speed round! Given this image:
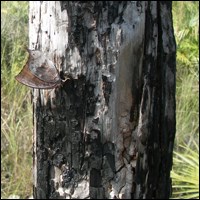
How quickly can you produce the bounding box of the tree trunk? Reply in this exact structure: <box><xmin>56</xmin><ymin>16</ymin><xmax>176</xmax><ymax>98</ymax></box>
<box><xmin>30</xmin><ymin>1</ymin><xmax>176</xmax><ymax>199</ymax></box>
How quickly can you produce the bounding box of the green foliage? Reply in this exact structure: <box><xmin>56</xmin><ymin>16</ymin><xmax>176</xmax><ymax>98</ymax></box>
<box><xmin>171</xmin><ymin>141</ymin><xmax>199</xmax><ymax>199</ymax></box>
<box><xmin>171</xmin><ymin>1</ymin><xmax>199</xmax><ymax>199</ymax></box>
<box><xmin>172</xmin><ymin>1</ymin><xmax>199</xmax><ymax>149</ymax></box>
<box><xmin>1</xmin><ymin>1</ymin><xmax>32</xmax><ymax>199</ymax></box>
<box><xmin>173</xmin><ymin>1</ymin><xmax>199</xmax><ymax>73</ymax></box>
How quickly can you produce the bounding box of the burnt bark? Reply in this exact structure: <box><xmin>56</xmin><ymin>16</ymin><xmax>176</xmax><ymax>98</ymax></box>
<box><xmin>30</xmin><ymin>1</ymin><xmax>176</xmax><ymax>199</ymax></box>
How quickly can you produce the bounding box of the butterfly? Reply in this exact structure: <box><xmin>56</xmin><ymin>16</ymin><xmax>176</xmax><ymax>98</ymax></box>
<box><xmin>15</xmin><ymin>48</ymin><xmax>61</xmax><ymax>89</ymax></box>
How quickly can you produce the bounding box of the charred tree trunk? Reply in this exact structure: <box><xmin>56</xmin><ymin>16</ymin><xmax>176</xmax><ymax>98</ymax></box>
<box><xmin>30</xmin><ymin>1</ymin><xmax>176</xmax><ymax>199</ymax></box>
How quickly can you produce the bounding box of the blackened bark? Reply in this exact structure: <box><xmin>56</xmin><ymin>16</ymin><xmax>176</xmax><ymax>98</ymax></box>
<box><xmin>30</xmin><ymin>1</ymin><xmax>176</xmax><ymax>199</ymax></box>
<box><xmin>134</xmin><ymin>2</ymin><xmax>176</xmax><ymax>199</ymax></box>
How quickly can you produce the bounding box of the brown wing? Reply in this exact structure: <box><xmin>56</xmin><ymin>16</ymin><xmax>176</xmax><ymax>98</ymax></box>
<box><xmin>28</xmin><ymin>58</ymin><xmax>61</xmax><ymax>83</ymax></box>
<box><xmin>15</xmin><ymin>62</ymin><xmax>61</xmax><ymax>89</ymax></box>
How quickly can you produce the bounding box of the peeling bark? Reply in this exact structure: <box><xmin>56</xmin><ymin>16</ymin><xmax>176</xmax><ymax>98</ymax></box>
<box><xmin>30</xmin><ymin>1</ymin><xmax>176</xmax><ymax>199</ymax></box>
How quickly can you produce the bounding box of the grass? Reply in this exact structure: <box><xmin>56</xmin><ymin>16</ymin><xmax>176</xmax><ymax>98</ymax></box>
<box><xmin>1</xmin><ymin>1</ymin><xmax>33</xmax><ymax>199</ymax></box>
<box><xmin>1</xmin><ymin>1</ymin><xmax>199</xmax><ymax>199</ymax></box>
<box><xmin>171</xmin><ymin>1</ymin><xmax>199</xmax><ymax>199</ymax></box>
<box><xmin>171</xmin><ymin>141</ymin><xmax>199</xmax><ymax>199</ymax></box>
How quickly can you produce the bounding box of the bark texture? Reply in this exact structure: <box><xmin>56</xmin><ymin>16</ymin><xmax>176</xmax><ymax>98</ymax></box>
<box><xmin>30</xmin><ymin>1</ymin><xmax>176</xmax><ymax>199</ymax></box>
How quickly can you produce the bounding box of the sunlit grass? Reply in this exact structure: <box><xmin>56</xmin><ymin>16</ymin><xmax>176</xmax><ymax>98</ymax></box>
<box><xmin>171</xmin><ymin>141</ymin><xmax>199</xmax><ymax>199</ymax></box>
<box><xmin>1</xmin><ymin>1</ymin><xmax>33</xmax><ymax>199</ymax></box>
<box><xmin>171</xmin><ymin>1</ymin><xmax>199</xmax><ymax>199</ymax></box>
<box><xmin>172</xmin><ymin>1</ymin><xmax>199</xmax><ymax>151</ymax></box>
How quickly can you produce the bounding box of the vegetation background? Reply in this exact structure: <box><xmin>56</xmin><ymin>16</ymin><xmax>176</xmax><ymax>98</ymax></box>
<box><xmin>1</xmin><ymin>1</ymin><xmax>199</xmax><ymax>199</ymax></box>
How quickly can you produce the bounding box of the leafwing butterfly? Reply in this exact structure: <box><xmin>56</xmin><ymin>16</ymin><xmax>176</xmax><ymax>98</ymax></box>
<box><xmin>15</xmin><ymin>48</ymin><xmax>61</xmax><ymax>89</ymax></box>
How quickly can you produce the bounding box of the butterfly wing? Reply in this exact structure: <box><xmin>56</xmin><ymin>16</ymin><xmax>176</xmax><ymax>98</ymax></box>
<box><xmin>28</xmin><ymin>56</ymin><xmax>61</xmax><ymax>83</ymax></box>
<box><xmin>15</xmin><ymin>62</ymin><xmax>60</xmax><ymax>89</ymax></box>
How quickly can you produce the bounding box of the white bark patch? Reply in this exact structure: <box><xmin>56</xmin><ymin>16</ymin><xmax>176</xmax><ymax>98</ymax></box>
<box><xmin>71</xmin><ymin>180</ymin><xmax>89</xmax><ymax>199</ymax></box>
<box><xmin>66</xmin><ymin>47</ymin><xmax>82</xmax><ymax>76</ymax></box>
<box><xmin>29</xmin><ymin>1</ymin><xmax>68</xmax><ymax>72</ymax></box>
